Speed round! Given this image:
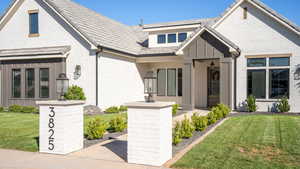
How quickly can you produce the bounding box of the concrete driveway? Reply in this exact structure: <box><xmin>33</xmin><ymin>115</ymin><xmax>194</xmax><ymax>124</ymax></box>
<box><xmin>0</xmin><ymin>135</ymin><xmax>168</xmax><ymax>169</ymax></box>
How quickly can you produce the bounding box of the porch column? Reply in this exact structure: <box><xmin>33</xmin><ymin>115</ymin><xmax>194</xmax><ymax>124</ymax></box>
<box><xmin>220</xmin><ymin>57</ymin><xmax>234</xmax><ymax>109</ymax></box>
<box><xmin>182</xmin><ymin>59</ymin><xmax>195</xmax><ymax>110</ymax></box>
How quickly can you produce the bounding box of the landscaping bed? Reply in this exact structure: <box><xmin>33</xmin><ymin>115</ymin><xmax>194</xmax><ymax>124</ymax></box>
<box><xmin>172</xmin><ymin>114</ymin><xmax>300</xmax><ymax>169</ymax></box>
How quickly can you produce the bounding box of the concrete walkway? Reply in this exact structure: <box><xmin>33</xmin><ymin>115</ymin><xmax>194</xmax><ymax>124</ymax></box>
<box><xmin>0</xmin><ymin>135</ymin><xmax>168</xmax><ymax>169</ymax></box>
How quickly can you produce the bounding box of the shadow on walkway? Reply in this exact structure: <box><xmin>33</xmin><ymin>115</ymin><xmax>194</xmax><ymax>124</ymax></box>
<box><xmin>102</xmin><ymin>140</ymin><xmax>127</xmax><ymax>161</ymax></box>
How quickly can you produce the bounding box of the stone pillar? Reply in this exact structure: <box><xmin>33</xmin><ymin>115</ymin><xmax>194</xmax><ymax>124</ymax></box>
<box><xmin>125</xmin><ymin>101</ymin><xmax>174</xmax><ymax>166</ymax></box>
<box><xmin>36</xmin><ymin>100</ymin><xmax>85</xmax><ymax>155</ymax></box>
<box><xmin>182</xmin><ymin>60</ymin><xmax>195</xmax><ymax>110</ymax></box>
<box><xmin>220</xmin><ymin>58</ymin><xmax>234</xmax><ymax>109</ymax></box>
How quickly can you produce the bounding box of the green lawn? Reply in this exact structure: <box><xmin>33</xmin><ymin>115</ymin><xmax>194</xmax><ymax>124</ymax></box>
<box><xmin>0</xmin><ymin>112</ymin><xmax>125</xmax><ymax>152</ymax></box>
<box><xmin>173</xmin><ymin>115</ymin><xmax>300</xmax><ymax>169</ymax></box>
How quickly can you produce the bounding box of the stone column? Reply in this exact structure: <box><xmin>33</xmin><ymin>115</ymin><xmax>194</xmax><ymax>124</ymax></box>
<box><xmin>125</xmin><ymin>101</ymin><xmax>174</xmax><ymax>166</ymax></box>
<box><xmin>220</xmin><ymin>58</ymin><xmax>234</xmax><ymax>109</ymax></box>
<box><xmin>182</xmin><ymin>59</ymin><xmax>195</xmax><ymax>110</ymax></box>
<box><xmin>37</xmin><ymin>100</ymin><xmax>85</xmax><ymax>155</ymax></box>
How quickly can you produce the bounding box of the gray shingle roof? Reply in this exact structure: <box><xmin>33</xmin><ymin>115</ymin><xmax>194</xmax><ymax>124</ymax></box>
<box><xmin>139</xmin><ymin>46</ymin><xmax>177</xmax><ymax>56</ymax></box>
<box><xmin>142</xmin><ymin>18</ymin><xmax>218</xmax><ymax>29</ymax></box>
<box><xmin>0</xmin><ymin>46</ymin><xmax>71</xmax><ymax>57</ymax></box>
<box><xmin>45</xmin><ymin>0</ymin><xmax>142</xmax><ymax>55</ymax></box>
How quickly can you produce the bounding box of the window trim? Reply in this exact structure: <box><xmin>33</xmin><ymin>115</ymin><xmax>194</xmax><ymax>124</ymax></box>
<box><xmin>247</xmin><ymin>69</ymin><xmax>267</xmax><ymax>99</ymax></box>
<box><xmin>25</xmin><ymin>68</ymin><xmax>35</xmax><ymax>98</ymax></box>
<box><xmin>157</xmin><ymin>69</ymin><xmax>167</xmax><ymax>96</ymax></box>
<box><xmin>178</xmin><ymin>32</ymin><xmax>187</xmax><ymax>42</ymax></box>
<box><xmin>246</xmin><ymin>56</ymin><xmax>290</xmax><ymax>101</ymax></box>
<box><xmin>269</xmin><ymin>68</ymin><xmax>290</xmax><ymax>99</ymax></box>
<box><xmin>28</xmin><ymin>10</ymin><xmax>39</xmax><ymax>37</ymax></box>
<box><xmin>157</xmin><ymin>34</ymin><xmax>166</xmax><ymax>44</ymax></box>
<box><xmin>167</xmin><ymin>33</ymin><xmax>177</xmax><ymax>43</ymax></box>
<box><xmin>156</xmin><ymin>68</ymin><xmax>182</xmax><ymax>97</ymax></box>
<box><xmin>11</xmin><ymin>69</ymin><xmax>22</xmax><ymax>98</ymax></box>
<box><xmin>39</xmin><ymin>68</ymin><xmax>50</xmax><ymax>98</ymax></box>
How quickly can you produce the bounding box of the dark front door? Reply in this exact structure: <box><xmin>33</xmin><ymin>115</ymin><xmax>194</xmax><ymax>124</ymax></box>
<box><xmin>208</xmin><ymin>67</ymin><xmax>220</xmax><ymax>107</ymax></box>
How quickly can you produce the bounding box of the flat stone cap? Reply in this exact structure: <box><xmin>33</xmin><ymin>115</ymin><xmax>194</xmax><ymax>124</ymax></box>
<box><xmin>36</xmin><ymin>100</ymin><xmax>85</xmax><ymax>106</ymax></box>
<box><xmin>125</xmin><ymin>101</ymin><xmax>175</xmax><ymax>109</ymax></box>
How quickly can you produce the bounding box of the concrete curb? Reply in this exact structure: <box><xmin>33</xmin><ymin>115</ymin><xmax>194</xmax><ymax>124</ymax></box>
<box><xmin>163</xmin><ymin>117</ymin><xmax>229</xmax><ymax>168</ymax></box>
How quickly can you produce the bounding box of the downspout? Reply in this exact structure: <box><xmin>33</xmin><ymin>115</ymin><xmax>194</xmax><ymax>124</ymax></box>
<box><xmin>95</xmin><ymin>46</ymin><xmax>103</xmax><ymax>106</ymax></box>
<box><xmin>233</xmin><ymin>49</ymin><xmax>241</xmax><ymax>110</ymax></box>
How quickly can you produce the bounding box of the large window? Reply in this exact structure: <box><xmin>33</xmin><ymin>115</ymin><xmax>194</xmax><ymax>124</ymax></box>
<box><xmin>25</xmin><ymin>69</ymin><xmax>35</xmax><ymax>98</ymax></box>
<box><xmin>269</xmin><ymin>69</ymin><xmax>289</xmax><ymax>99</ymax></box>
<box><xmin>247</xmin><ymin>57</ymin><xmax>290</xmax><ymax>99</ymax></box>
<box><xmin>29</xmin><ymin>12</ymin><xmax>39</xmax><ymax>35</ymax></box>
<box><xmin>12</xmin><ymin>69</ymin><xmax>21</xmax><ymax>98</ymax></box>
<box><xmin>178</xmin><ymin>68</ymin><xmax>182</xmax><ymax>96</ymax></box>
<box><xmin>157</xmin><ymin>69</ymin><xmax>166</xmax><ymax>96</ymax></box>
<box><xmin>39</xmin><ymin>68</ymin><xmax>49</xmax><ymax>98</ymax></box>
<box><xmin>157</xmin><ymin>34</ymin><xmax>166</xmax><ymax>44</ymax></box>
<box><xmin>167</xmin><ymin>69</ymin><xmax>176</xmax><ymax>96</ymax></box>
<box><xmin>247</xmin><ymin>70</ymin><xmax>266</xmax><ymax>99</ymax></box>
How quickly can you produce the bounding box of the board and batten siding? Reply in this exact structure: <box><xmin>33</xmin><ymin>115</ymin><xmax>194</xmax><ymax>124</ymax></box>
<box><xmin>1</xmin><ymin>58</ymin><xmax>65</xmax><ymax>107</ymax></box>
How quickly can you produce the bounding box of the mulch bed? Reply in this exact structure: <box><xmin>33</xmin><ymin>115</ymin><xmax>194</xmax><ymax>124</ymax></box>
<box><xmin>84</xmin><ymin>130</ymin><xmax>127</xmax><ymax>148</ymax></box>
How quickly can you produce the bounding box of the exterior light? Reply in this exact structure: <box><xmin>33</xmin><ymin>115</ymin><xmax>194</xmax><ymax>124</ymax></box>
<box><xmin>144</xmin><ymin>71</ymin><xmax>157</xmax><ymax>102</ymax></box>
<box><xmin>56</xmin><ymin>73</ymin><xmax>69</xmax><ymax>101</ymax></box>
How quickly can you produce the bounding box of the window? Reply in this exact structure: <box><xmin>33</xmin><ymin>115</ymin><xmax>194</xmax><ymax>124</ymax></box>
<box><xmin>269</xmin><ymin>69</ymin><xmax>289</xmax><ymax>99</ymax></box>
<box><xmin>168</xmin><ymin>34</ymin><xmax>177</xmax><ymax>43</ymax></box>
<box><xmin>29</xmin><ymin>12</ymin><xmax>39</xmax><ymax>35</ymax></box>
<box><xmin>269</xmin><ymin>57</ymin><xmax>290</xmax><ymax>67</ymax></box>
<box><xmin>25</xmin><ymin>69</ymin><xmax>35</xmax><ymax>98</ymax></box>
<box><xmin>177</xmin><ymin>68</ymin><xmax>182</xmax><ymax>96</ymax></box>
<box><xmin>167</xmin><ymin>69</ymin><xmax>176</xmax><ymax>96</ymax></box>
<box><xmin>247</xmin><ymin>70</ymin><xmax>266</xmax><ymax>99</ymax></box>
<box><xmin>243</xmin><ymin>7</ymin><xmax>248</xmax><ymax>19</ymax></box>
<box><xmin>247</xmin><ymin>57</ymin><xmax>290</xmax><ymax>100</ymax></box>
<box><xmin>178</xmin><ymin>33</ymin><xmax>187</xmax><ymax>42</ymax></box>
<box><xmin>39</xmin><ymin>68</ymin><xmax>49</xmax><ymax>98</ymax></box>
<box><xmin>12</xmin><ymin>69</ymin><xmax>21</xmax><ymax>98</ymax></box>
<box><xmin>247</xmin><ymin>58</ymin><xmax>266</xmax><ymax>67</ymax></box>
<box><xmin>157</xmin><ymin>34</ymin><xmax>166</xmax><ymax>44</ymax></box>
<box><xmin>157</xmin><ymin>69</ymin><xmax>166</xmax><ymax>96</ymax></box>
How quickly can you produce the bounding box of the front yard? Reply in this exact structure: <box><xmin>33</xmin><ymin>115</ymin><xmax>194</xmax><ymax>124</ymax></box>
<box><xmin>0</xmin><ymin>112</ymin><xmax>125</xmax><ymax>152</ymax></box>
<box><xmin>173</xmin><ymin>114</ymin><xmax>300</xmax><ymax>169</ymax></box>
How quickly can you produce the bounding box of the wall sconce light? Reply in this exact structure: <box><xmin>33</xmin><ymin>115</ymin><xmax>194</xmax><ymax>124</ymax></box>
<box><xmin>210</xmin><ymin>61</ymin><xmax>215</xmax><ymax>67</ymax></box>
<box><xmin>74</xmin><ymin>65</ymin><xmax>81</xmax><ymax>80</ymax></box>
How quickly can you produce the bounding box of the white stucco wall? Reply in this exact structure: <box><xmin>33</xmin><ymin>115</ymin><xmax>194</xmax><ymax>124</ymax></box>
<box><xmin>98</xmin><ymin>52</ymin><xmax>146</xmax><ymax>109</ymax></box>
<box><xmin>215</xmin><ymin>2</ymin><xmax>300</xmax><ymax>112</ymax></box>
<box><xmin>0</xmin><ymin>0</ymin><xmax>96</xmax><ymax>106</ymax></box>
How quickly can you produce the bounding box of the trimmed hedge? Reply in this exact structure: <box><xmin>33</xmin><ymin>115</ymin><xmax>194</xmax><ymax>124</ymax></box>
<box><xmin>180</xmin><ymin>115</ymin><xmax>195</xmax><ymax>139</ymax></box>
<box><xmin>109</xmin><ymin>115</ymin><xmax>127</xmax><ymax>132</ymax></box>
<box><xmin>192</xmin><ymin>113</ymin><xmax>208</xmax><ymax>131</ymax></box>
<box><xmin>173</xmin><ymin>122</ymin><xmax>182</xmax><ymax>145</ymax></box>
<box><xmin>105</xmin><ymin>106</ymin><xmax>119</xmax><ymax>114</ymax></box>
<box><xmin>86</xmin><ymin>117</ymin><xmax>107</xmax><ymax>140</ymax></box>
<box><xmin>65</xmin><ymin>85</ymin><xmax>86</xmax><ymax>100</ymax></box>
<box><xmin>0</xmin><ymin>107</ymin><xmax>4</xmax><ymax>112</ymax></box>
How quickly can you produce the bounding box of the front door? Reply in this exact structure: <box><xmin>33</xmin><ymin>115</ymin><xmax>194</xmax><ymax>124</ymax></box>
<box><xmin>207</xmin><ymin>67</ymin><xmax>220</xmax><ymax>107</ymax></box>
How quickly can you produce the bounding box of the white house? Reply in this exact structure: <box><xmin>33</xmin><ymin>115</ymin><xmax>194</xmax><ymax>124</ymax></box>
<box><xmin>0</xmin><ymin>0</ymin><xmax>299</xmax><ymax>112</ymax></box>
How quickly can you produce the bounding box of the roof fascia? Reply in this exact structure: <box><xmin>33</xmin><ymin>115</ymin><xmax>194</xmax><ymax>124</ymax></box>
<box><xmin>143</xmin><ymin>24</ymin><xmax>201</xmax><ymax>32</ymax></box>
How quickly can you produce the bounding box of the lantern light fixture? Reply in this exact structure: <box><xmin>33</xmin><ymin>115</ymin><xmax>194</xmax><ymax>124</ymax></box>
<box><xmin>56</xmin><ymin>73</ymin><xmax>69</xmax><ymax>101</ymax></box>
<box><xmin>144</xmin><ymin>71</ymin><xmax>157</xmax><ymax>102</ymax></box>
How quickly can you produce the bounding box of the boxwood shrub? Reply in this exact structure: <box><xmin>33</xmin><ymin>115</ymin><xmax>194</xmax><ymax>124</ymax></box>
<box><xmin>172</xmin><ymin>104</ymin><xmax>179</xmax><ymax>116</ymax></box>
<box><xmin>172</xmin><ymin>122</ymin><xmax>182</xmax><ymax>145</ymax></box>
<box><xmin>65</xmin><ymin>85</ymin><xmax>86</xmax><ymax>100</ymax></box>
<box><xmin>191</xmin><ymin>113</ymin><xmax>208</xmax><ymax>131</ymax></box>
<box><xmin>109</xmin><ymin>115</ymin><xmax>127</xmax><ymax>132</ymax></box>
<box><xmin>118</xmin><ymin>105</ymin><xmax>128</xmax><ymax>113</ymax></box>
<box><xmin>86</xmin><ymin>117</ymin><xmax>107</xmax><ymax>140</ymax></box>
<box><xmin>207</xmin><ymin>111</ymin><xmax>217</xmax><ymax>125</ymax></box>
<box><xmin>9</xmin><ymin>104</ymin><xmax>23</xmax><ymax>113</ymax></box>
<box><xmin>180</xmin><ymin>115</ymin><xmax>195</xmax><ymax>138</ymax></box>
<box><xmin>105</xmin><ymin>106</ymin><xmax>120</xmax><ymax>114</ymax></box>
<box><xmin>22</xmin><ymin>106</ymin><xmax>39</xmax><ymax>114</ymax></box>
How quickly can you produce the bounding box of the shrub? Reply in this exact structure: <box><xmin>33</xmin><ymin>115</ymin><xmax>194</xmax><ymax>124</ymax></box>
<box><xmin>22</xmin><ymin>106</ymin><xmax>38</xmax><ymax>113</ymax></box>
<box><xmin>217</xmin><ymin>104</ymin><xmax>231</xmax><ymax>117</ymax></box>
<box><xmin>86</xmin><ymin>118</ymin><xmax>107</xmax><ymax>140</ymax></box>
<box><xmin>191</xmin><ymin>113</ymin><xmax>208</xmax><ymax>131</ymax></box>
<box><xmin>173</xmin><ymin>122</ymin><xmax>182</xmax><ymax>145</ymax></box>
<box><xmin>180</xmin><ymin>116</ymin><xmax>195</xmax><ymax>139</ymax></box>
<box><xmin>211</xmin><ymin>106</ymin><xmax>223</xmax><ymax>120</ymax></box>
<box><xmin>9</xmin><ymin>104</ymin><xmax>23</xmax><ymax>113</ymax></box>
<box><xmin>119</xmin><ymin>105</ymin><xmax>128</xmax><ymax>113</ymax></box>
<box><xmin>277</xmin><ymin>97</ymin><xmax>290</xmax><ymax>113</ymax></box>
<box><xmin>246</xmin><ymin>95</ymin><xmax>257</xmax><ymax>112</ymax></box>
<box><xmin>0</xmin><ymin>107</ymin><xmax>4</xmax><ymax>112</ymax></box>
<box><xmin>172</xmin><ymin>104</ymin><xmax>179</xmax><ymax>116</ymax></box>
<box><xmin>109</xmin><ymin>115</ymin><xmax>127</xmax><ymax>132</ymax></box>
<box><xmin>207</xmin><ymin>111</ymin><xmax>217</xmax><ymax>125</ymax></box>
<box><xmin>64</xmin><ymin>85</ymin><xmax>86</xmax><ymax>100</ymax></box>
<box><xmin>105</xmin><ymin>106</ymin><xmax>120</xmax><ymax>114</ymax></box>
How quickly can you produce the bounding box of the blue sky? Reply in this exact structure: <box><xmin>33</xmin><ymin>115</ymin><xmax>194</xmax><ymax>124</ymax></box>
<box><xmin>0</xmin><ymin>0</ymin><xmax>299</xmax><ymax>26</ymax></box>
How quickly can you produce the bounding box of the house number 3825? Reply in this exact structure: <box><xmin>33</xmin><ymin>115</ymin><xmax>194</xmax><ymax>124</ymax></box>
<box><xmin>48</xmin><ymin>107</ymin><xmax>55</xmax><ymax>151</ymax></box>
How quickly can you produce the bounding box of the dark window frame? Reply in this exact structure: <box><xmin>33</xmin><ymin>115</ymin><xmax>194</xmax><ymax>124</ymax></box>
<box><xmin>167</xmin><ymin>68</ymin><xmax>177</xmax><ymax>97</ymax></box>
<box><xmin>269</xmin><ymin>57</ymin><xmax>290</xmax><ymax>67</ymax></box>
<box><xmin>177</xmin><ymin>68</ymin><xmax>182</xmax><ymax>97</ymax></box>
<box><xmin>39</xmin><ymin>68</ymin><xmax>50</xmax><ymax>98</ymax></box>
<box><xmin>157</xmin><ymin>34</ymin><xmax>166</xmax><ymax>44</ymax></box>
<box><xmin>11</xmin><ymin>69</ymin><xmax>22</xmax><ymax>98</ymax></box>
<box><xmin>25</xmin><ymin>68</ymin><xmax>35</xmax><ymax>98</ymax></box>
<box><xmin>247</xmin><ymin>58</ymin><xmax>266</xmax><ymax>67</ymax></box>
<box><xmin>247</xmin><ymin>69</ymin><xmax>266</xmax><ymax>99</ymax></box>
<box><xmin>178</xmin><ymin>33</ymin><xmax>187</xmax><ymax>42</ymax></box>
<box><xmin>167</xmin><ymin>33</ymin><xmax>177</xmax><ymax>43</ymax></box>
<box><xmin>269</xmin><ymin>69</ymin><xmax>290</xmax><ymax>99</ymax></box>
